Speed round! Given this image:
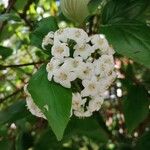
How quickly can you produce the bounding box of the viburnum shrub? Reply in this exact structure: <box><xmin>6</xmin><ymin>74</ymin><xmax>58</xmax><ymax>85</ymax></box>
<box><xmin>25</xmin><ymin>28</ymin><xmax>116</xmax><ymax>118</ymax></box>
<box><xmin>1</xmin><ymin>0</ymin><xmax>150</xmax><ymax>148</ymax></box>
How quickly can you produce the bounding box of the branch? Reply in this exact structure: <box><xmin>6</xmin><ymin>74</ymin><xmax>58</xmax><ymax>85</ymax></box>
<box><xmin>13</xmin><ymin>0</ymin><xmax>35</xmax><ymax>30</ymax></box>
<box><xmin>0</xmin><ymin>88</ymin><xmax>23</xmax><ymax>104</ymax></box>
<box><xmin>0</xmin><ymin>0</ymin><xmax>16</xmax><ymax>32</ymax></box>
<box><xmin>0</xmin><ymin>61</ymin><xmax>45</xmax><ymax>70</ymax></box>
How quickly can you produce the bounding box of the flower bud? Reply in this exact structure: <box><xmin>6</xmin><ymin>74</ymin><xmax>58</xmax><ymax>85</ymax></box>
<box><xmin>60</xmin><ymin>0</ymin><xmax>90</xmax><ymax>24</ymax></box>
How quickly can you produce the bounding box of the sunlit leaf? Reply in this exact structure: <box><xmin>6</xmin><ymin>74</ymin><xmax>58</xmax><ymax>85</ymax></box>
<box><xmin>28</xmin><ymin>65</ymin><xmax>72</xmax><ymax>140</ymax></box>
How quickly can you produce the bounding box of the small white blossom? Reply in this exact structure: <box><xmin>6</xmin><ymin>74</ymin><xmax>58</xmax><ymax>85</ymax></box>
<box><xmin>91</xmin><ymin>34</ymin><xmax>110</xmax><ymax>54</ymax></box>
<box><xmin>74</xmin><ymin>44</ymin><xmax>93</xmax><ymax>59</ymax></box>
<box><xmin>53</xmin><ymin>67</ymin><xmax>76</xmax><ymax>88</ymax></box>
<box><xmin>72</xmin><ymin>93</ymin><xmax>86</xmax><ymax>110</ymax></box>
<box><xmin>46</xmin><ymin>58</ymin><xmax>63</xmax><ymax>81</ymax></box>
<box><xmin>81</xmin><ymin>76</ymin><xmax>99</xmax><ymax>97</ymax></box>
<box><xmin>63</xmin><ymin>57</ymin><xmax>83</xmax><ymax>72</ymax></box>
<box><xmin>54</xmin><ymin>28</ymin><xmax>89</xmax><ymax>46</ymax></box>
<box><xmin>51</xmin><ymin>43</ymin><xmax>70</xmax><ymax>58</ymax></box>
<box><xmin>88</xmin><ymin>96</ymin><xmax>104</xmax><ymax>112</ymax></box>
<box><xmin>74</xmin><ymin>109</ymin><xmax>92</xmax><ymax>118</ymax></box>
<box><xmin>77</xmin><ymin>62</ymin><xmax>94</xmax><ymax>80</ymax></box>
<box><xmin>42</xmin><ymin>31</ymin><xmax>54</xmax><ymax>49</ymax></box>
<box><xmin>94</xmin><ymin>55</ymin><xmax>115</xmax><ymax>76</ymax></box>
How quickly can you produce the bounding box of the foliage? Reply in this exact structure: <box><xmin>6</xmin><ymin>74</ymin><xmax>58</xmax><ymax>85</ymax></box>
<box><xmin>0</xmin><ymin>0</ymin><xmax>150</xmax><ymax>149</ymax></box>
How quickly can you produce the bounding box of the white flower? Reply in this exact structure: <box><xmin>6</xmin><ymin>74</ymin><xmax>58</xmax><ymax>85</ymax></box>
<box><xmin>26</xmin><ymin>96</ymin><xmax>46</xmax><ymax>119</ymax></box>
<box><xmin>107</xmin><ymin>46</ymin><xmax>115</xmax><ymax>55</ymax></box>
<box><xmin>88</xmin><ymin>96</ymin><xmax>104</xmax><ymax>112</ymax></box>
<box><xmin>77</xmin><ymin>62</ymin><xmax>94</xmax><ymax>79</ymax></box>
<box><xmin>53</xmin><ymin>67</ymin><xmax>76</xmax><ymax>88</ymax></box>
<box><xmin>73</xmin><ymin>44</ymin><xmax>93</xmax><ymax>59</ymax></box>
<box><xmin>72</xmin><ymin>93</ymin><xmax>86</xmax><ymax>110</ymax></box>
<box><xmin>51</xmin><ymin>42</ymin><xmax>70</xmax><ymax>58</ymax></box>
<box><xmin>81</xmin><ymin>76</ymin><xmax>99</xmax><ymax>97</ymax></box>
<box><xmin>74</xmin><ymin>109</ymin><xmax>92</xmax><ymax>117</ymax></box>
<box><xmin>42</xmin><ymin>31</ymin><xmax>54</xmax><ymax>49</ymax></box>
<box><xmin>94</xmin><ymin>55</ymin><xmax>115</xmax><ymax>76</ymax></box>
<box><xmin>24</xmin><ymin>85</ymin><xmax>45</xmax><ymax>119</ymax></box>
<box><xmin>54</xmin><ymin>28</ymin><xmax>67</xmax><ymax>43</ymax></box>
<box><xmin>46</xmin><ymin>58</ymin><xmax>62</xmax><ymax>81</ymax></box>
<box><xmin>71</xmin><ymin>28</ymin><xmax>89</xmax><ymax>46</ymax></box>
<box><xmin>101</xmin><ymin>55</ymin><xmax>114</xmax><ymax>64</ymax></box>
<box><xmin>98</xmin><ymin>72</ymin><xmax>116</xmax><ymax>94</ymax></box>
<box><xmin>54</xmin><ymin>28</ymin><xmax>89</xmax><ymax>46</ymax></box>
<box><xmin>91</xmin><ymin>34</ymin><xmax>110</xmax><ymax>54</ymax></box>
<box><xmin>63</xmin><ymin>57</ymin><xmax>84</xmax><ymax>71</ymax></box>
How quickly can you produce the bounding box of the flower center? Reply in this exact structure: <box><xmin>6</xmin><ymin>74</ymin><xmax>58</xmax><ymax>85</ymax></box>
<box><xmin>72</xmin><ymin>60</ymin><xmax>79</xmax><ymax>68</ymax></box>
<box><xmin>59</xmin><ymin>72</ymin><xmax>68</xmax><ymax>80</ymax></box>
<box><xmin>78</xmin><ymin>45</ymin><xmax>86</xmax><ymax>51</ymax></box>
<box><xmin>47</xmin><ymin>63</ymin><xmax>53</xmax><ymax>70</ymax></box>
<box><xmin>88</xmin><ymin>84</ymin><xmax>96</xmax><ymax>90</ymax></box>
<box><xmin>56</xmin><ymin>46</ymin><xmax>64</xmax><ymax>54</ymax></box>
<box><xmin>75</xmin><ymin>31</ymin><xmax>81</xmax><ymax>38</ymax></box>
<box><xmin>97</xmin><ymin>39</ymin><xmax>104</xmax><ymax>45</ymax></box>
<box><xmin>83</xmin><ymin>67</ymin><xmax>91</xmax><ymax>75</ymax></box>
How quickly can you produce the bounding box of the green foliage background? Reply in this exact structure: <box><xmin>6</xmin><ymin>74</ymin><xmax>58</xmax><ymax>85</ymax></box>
<box><xmin>0</xmin><ymin>0</ymin><xmax>150</xmax><ymax>149</ymax></box>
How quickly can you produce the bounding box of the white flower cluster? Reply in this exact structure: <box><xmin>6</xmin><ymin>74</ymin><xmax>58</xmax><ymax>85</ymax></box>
<box><xmin>24</xmin><ymin>85</ymin><xmax>46</xmax><ymax>119</ymax></box>
<box><xmin>43</xmin><ymin>28</ymin><xmax>116</xmax><ymax>117</ymax></box>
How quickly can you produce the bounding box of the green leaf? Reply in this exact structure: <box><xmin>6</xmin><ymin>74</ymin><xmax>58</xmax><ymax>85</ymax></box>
<box><xmin>102</xmin><ymin>0</ymin><xmax>149</xmax><ymax>24</ymax></box>
<box><xmin>0</xmin><ymin>101</ymin><xmax>30</xmax><ymax>125</ymax></box>
<box><xmin>0</xmin><ymin>24</ymin><xmax>19</xmax><ymax>41</ymax></box>
<box><xmin>88</xmin><ymin>0</ymin><xmax>102</xmax><ymax>14</ymax></box>
<box><xmin>0</xmin><ymin>46</ymin><xmax>13</xmax><ymax>59</ymax></box>
<box><xmin>0</xmin><ymin>138</ymin><xmax>13</xmax><ymax>150</ymax></box>
<box><xmin>123</xmin><ymin>85</ymin><xmax>149</xmax><ymax>133</ymax></box>
<box><xmin>27</xmin><ymin>65</ymin><xmax>72</xmax><ymax>140</ymax></box>
<box><xmin>30</xmin><ymin>17</ymin><xmax>58</xmax><ymax>51</ymax></box>
<box><xmin>65</xmin><ymin>117</ymin><xmax>109</xmax><ymax>143</ymax></box>
<box><xmin>15</xmin><ymin>131</ymin><xmax>33</xmax><ymax>150</ymax></box>
<box><xmin>0</xmin><ymin>13</ymin><xmax>20</xmax><ymax>22</ymax></box>
<box><xmin>101</xmin><ymin>23</ymin><xmax>150</xmax><ymax>68</ymax></box>
<box><xmin>14</xmin><ymin>0</ymin><xmax>28</xmax><ymax>11</ymax></box>
<box><xmin>135</xmin><ymin>130</ymin><xmax>150</xmax><ymax>150</ymax></box>
<box><xmin>34</xmin><ymin>129</ymin><xmax>61</xmax><ymax>150</ymax></box>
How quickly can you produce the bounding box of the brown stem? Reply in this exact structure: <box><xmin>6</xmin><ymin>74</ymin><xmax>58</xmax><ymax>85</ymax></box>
<box><xmin>0</xmin><ymin>61</ymin><xmax>45</xmax><ymax>70</ymax></box>
<box><xmin>0</xmin><ymin>88</ymin><xmax>23</xmax><ymax>104</ymax></box>
<box><xmin>0</xmin><ymin>0</ymin><xmax>16</xmax><ymax>32</ymax></box>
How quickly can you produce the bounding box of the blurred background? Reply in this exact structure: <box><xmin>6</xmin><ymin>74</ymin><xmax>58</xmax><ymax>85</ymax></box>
<box><xmin>0</xmin><ymin>0</ymin><xmax>150</xmax><ymax>150</ymax></box>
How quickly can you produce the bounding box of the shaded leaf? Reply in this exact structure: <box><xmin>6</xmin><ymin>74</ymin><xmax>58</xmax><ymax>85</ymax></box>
<box><xmin>28</xmin><ymin>65</ymin><xmax>72</xmax><ymax>140</ymax></box>
<box><xmin>34</xmin><ymin>129</ymin><xmax>61</xmax><ymax>150</ymax></box>
<box><xmin>135</xmin><ymin>130</ymin><xmax>150</xmax><ymax>150</ymax></box>
<box><xmin>0</xmin><ymin>100</ymin><xmax>30</xmax><ymax>125</ymax></box>
<box><xmin>101</xmin><ymin>23</ymin><xmax>150</xmax><ymax>68</ymax></box>
<box><xmin>0</xmin><ymin>46</ymin><xmax>13</xmax><ymax>60</ymax></box>
<box><xmin>123</xmin><ymin>85</ymin><xmax>149</xmax><ymax>133</ymax></box>
<box><xmin>88</xmin><ymin>0</ymin><xmax>102</xmax><ymax>14</ymax></box>
<box><xmin>102</xmin><ymin>0</ymin><xmax>149</xmax><ymax>24</ymax></box>
<box><xmin>30</xmin><ymin>17</ymin><xmax>58</xmax><ymax>52</ymax></box>
<box><xmin>16</xmin><ymin>131</ymin><xmax>33</xmax><ymax>150</ymax></box>
<box><xmin>65</xmin><ymin>117</ymin><xmax>109</xmax><ymax>143</ymax></box>
<box><xmin>0</xmin><ymin>13</ymin><xmax>20</xmax><ymax>22</ymax></box>
<box><xmin>0</xmin><ymin>138</ymin><xmax>13</xmax><ymax>150</ymax></box>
